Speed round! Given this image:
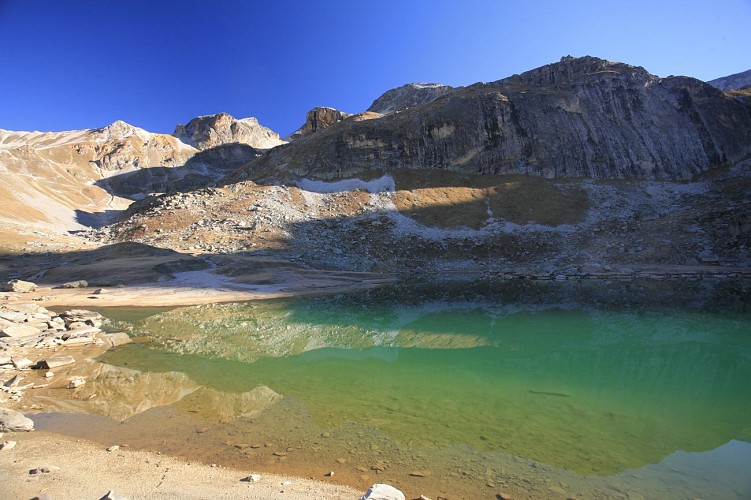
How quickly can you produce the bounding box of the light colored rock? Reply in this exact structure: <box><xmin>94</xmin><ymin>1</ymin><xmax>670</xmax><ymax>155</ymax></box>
<box><xmin>106</xmin><ymin>445</ymin><xmax>120</xmax><ymax>452</ymax></box>
<box><xmin>1</xmin><ymin>324</ymin><xmax>42</xmax><ymax>338</ymax></box>
<box><xmin>41</xmin><ymin>355</ymin><xmax>75</xmax><ymax>369</ymax></box>
<box><xmin>63</xmin><ymin>335</ymin><xmax>94</xmax><ymax>345</ymax></box>
<box><xmin>104</xmin><ymin>332</ymin><xmax>131</xmax><ymax>347</ymax></box>
<box><xmin>360</xmin><ymin>483</ymin><xmax>406</xmax><ymax>500</ymax></box>
<box><xmin>11</xmin><ymin>357</ymin><xmax>34</xmax><ymax>369</ymax></box>
<box><xmin>0</xmin><ymin>408</ymin><xmax>35</xmax><ymax>432</ymax></box>
<box><xmin>94</xmin><ymin>288</ymin><xmax>108</xmax><ymax>294</ymax></box>
<box><xmin>0</xmin><ymin>310</ymin><xmax>27</xmax><ymax>322</ymax></box>
<box><xmin>0</xmin><ymin>356</ymin><xmax>11</xmax><ymax>366</ymax></box>
<box><xmin>0</xmin><ymin>440</ymin><xmax>17</xmax><ymax>450</ymax></box>
<box><xmin>241</xmin><ymin>473</ymin><xmax>261</xmax><ymax>482</ymax></box>
<box><xmin>2</xmin><ymin>280</ymin><xmax>38</xmax><ymax>293</ymax></box>
<box><xmin>67</xmin><ymin>377</ymin><xmax>86</xmax><ymax>388</ymax></box>
<box><xmin>174</xmin><ymin>112</ymin><xmax>285</xmax><ymax>150</ymax></box>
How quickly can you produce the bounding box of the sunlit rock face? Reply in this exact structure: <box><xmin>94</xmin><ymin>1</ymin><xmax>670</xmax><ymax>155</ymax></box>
<box><xmin>173</xmin><ymin>112</ymin><xmax>285</xmax><ymax>150</ymax></box>
<box><xmin>235</xmin><ymin>56</ymin><xmax>751</xmax><ymax>182</ymax></box>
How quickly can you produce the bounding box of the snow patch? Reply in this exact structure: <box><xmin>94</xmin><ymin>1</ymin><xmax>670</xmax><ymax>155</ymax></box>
<box><xmin>298</xmin><ymin>175</ymin><xmax>395</xmax><ymax>194</ymax></box>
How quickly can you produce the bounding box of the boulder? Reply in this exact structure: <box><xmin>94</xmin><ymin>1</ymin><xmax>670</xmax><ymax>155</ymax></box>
<box><xmin>60</xmin><ymin>280</ymin><xmax>88</xmax><ymax>289</ymax></box>
<box><xmin>104</xmin><ymin>332</ymin><xmax>131</xmax><ymax>347</ymax></box>
<box><xmin>360</xmin><ymin>484</ymin><xmax>406</xmax><ymax>500</ymax></box>
<box><xmin>0</xmin><ymin>408</ymin><xmax>35</xmax><ymax>432</ymax></box>
<box><xmin>0</xmin><ymin>324</ymin><xmax>42</xmax><ymax>338</ymax></box>
<box><xmin>2</xmin><ymin>280</ymin><xmax>37</xmax><ymax>293</ymax></box>
<box><xmin>40</xmin><ymin>355</ymin><xmax>75</xmax><ymax>369</ymax></box>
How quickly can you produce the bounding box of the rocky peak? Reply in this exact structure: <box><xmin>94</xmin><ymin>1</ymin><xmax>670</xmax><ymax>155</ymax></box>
<box><xmin>708</xmin><ymin>68</ymin><xmax>751</xmax><ymax>91</ymax></box>
<box><xmin>497</xmin><ymin>55</ymin><xmax>655</xmax><ymax>89</ymax></box>
<box><xmin>173</xmin><ymin>112</ymin><xmax>285</xmax><ymax>150</ymax></box>
<box><xmin>367</xmin><ymin>82</ymin><xmax>456</xmax><ymax>114</ymax></box>
<box><xmin>286</xmin><ymin>107</ymin><xmax>352</xmax><ymax>141</ymax></box>
<box><xmin>95</xmin><ymin>120</ymin><xmax>144</xmax><ymax>141</ymax></box>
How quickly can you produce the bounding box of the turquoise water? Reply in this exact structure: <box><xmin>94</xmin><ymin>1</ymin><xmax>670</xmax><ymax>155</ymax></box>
<box><xmin>45</xmin><ymin>279</ymin><xmax>751</xmax><ymax>498</ymax></box>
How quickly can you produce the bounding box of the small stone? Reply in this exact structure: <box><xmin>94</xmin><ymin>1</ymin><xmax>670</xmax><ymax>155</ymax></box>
<box><xmin>273</xmin><ymin>451</ymin><xmax>287</xmax><ymax>456</ymax></box>
<box><xmin>250</xmin><ymin>443</ymin><xmax>262</xmax><ymax>449</ymax></box>
<box><xmin>45</xmin><ymin>371</ymin><xmax>54</xmax><ymax>378</ymax></box>
<box><xmin>336</xmin><ymin>458</ymin><xmax>346</xmax><ymax>464</ymax></box>
<box><xmin>107</xmin><ymin>445</ymin><xmax>120</xmax><ymax>452</ymax></box>
<box><xmin>0</xmin><ymin>408</ymin><xmax>34</xmax><ymax>432</ymax></box>
<box><xmin>325</xmin><ymin>471</ymin><xmax>335</xmax><ymax>477</ymax></box>
<box><xmin>30</xmin><ymin>465</ymin><xmax>61</xmax><ymax>474</ymax></box>
<box><xmin>497</xmin><ymin>492</ymin><xmax>513</xmax><ymax>500</ymax></box>
<box><xmin>419</xmin><ymin>496</ymin><xmax>432</xmax><ymax>500</ymax></box>
<box><xmin>94</xmin><ymin>288</ymin><xmax>108</xmax><ymax>294</ymax></box>
<box><xmin>0</xmin><ymin>440</ymin><xmax>17</xmax><ymax>450</ymax></box>
<box><xmin>409</xmin><ymin>471</ymin><xmax>430</xmax><ymax>477</ymax></box>
<box><xmin>41</xmin><ymin>355</ymin><xmax>75</xmax><ymax>369</ymax></box>
<box><xmin>241</xmin><ymin>473</ymin><xmax>261</xmax><ymax>482</ymax></box>
<box><xmin>67</xmin><ymin>377</ymin><xmax>86</xmax><ymax>388</ymax></box>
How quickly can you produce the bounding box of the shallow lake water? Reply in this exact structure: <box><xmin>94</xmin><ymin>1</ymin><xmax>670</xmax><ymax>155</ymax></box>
<box><xmin>36</xmin><ymin>279</ymin><xmax>751</xmax><ymax>499</ymax></box>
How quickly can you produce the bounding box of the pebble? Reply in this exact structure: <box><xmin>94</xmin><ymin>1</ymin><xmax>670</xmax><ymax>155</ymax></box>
<box><xmin>241</xmin><ymin>473</ymin><xmax>261</xmax><ymax>482</ymax></box>
<box><xmin>107</xmin><ymin>445</ymin><xmax>120</xmax><ymax>452</ymax></box>
<box><xmin>30</xmin><ymin>465</ymin><xmax>61</xmax><ymax>474</ymax></box>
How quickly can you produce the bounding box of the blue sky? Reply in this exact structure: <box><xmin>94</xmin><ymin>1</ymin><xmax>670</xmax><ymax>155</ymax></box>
<box><xmin>1</xmin><ymin>0</ymin><xmax>749</xmax><ymax>136</ymax></box>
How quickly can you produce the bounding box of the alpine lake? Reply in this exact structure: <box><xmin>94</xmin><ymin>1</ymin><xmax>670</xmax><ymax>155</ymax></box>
<box><xmin>35</xmin><ymin>277</ymin><xmax>751</xmax><ymax>499</ymax></box>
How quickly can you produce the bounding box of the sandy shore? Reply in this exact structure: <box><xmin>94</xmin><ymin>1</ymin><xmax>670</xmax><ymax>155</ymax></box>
<box><xmin>0</xmin><ymin>431</ymin><xmax>363</xmax><ymax>499</ymax></box>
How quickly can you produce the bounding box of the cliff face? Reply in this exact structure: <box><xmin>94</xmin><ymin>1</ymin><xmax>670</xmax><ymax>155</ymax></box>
<box><xmin>367</xmin><ymin>83</ymin><xmax>456</xmax><ymax>114</ymax></box>
<box><xmin>173</xmin><ymin>112</ymin><xmax>285</xmax><ymax>150</ymax></box>
<box><xmin>236</xmin><ymin>57</ymin><xmax>751</xmax><ymax>182</ymax></box>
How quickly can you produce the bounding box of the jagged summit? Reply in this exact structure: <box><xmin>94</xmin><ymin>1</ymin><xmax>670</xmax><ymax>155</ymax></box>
<box><xmin>367</xmin><ymin>82</ymin><xmax>456</xmax><ymax>114</ymax></box>
<box><xmin>173</xmin><ymin>112</ymin><xmax>285</xmax><ymax>150</ymax></box>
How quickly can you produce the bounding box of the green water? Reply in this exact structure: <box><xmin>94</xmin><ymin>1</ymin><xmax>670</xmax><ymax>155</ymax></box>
<box><xmin>91</xmin><ymin>279</ymin><xmax>751</xmax><ymax>497</ymax></box>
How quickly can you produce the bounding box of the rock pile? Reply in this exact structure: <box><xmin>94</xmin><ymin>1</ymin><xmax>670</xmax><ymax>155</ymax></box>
<box><xmin>1</xmin><ymin>303</ymin><xmax>129</xmax><ymax>404</ymax></box>
<box><xmin>0</xmin><ymin>304</ymin><xmax>104</xmax><ymax>348</ymax></box>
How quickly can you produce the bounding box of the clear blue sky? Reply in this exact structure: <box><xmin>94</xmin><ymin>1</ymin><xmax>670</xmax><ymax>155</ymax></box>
<box><xmin>1</xmin><ymin>0</ymin><xmax>749</xmax><ymax>136</ymax></box>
